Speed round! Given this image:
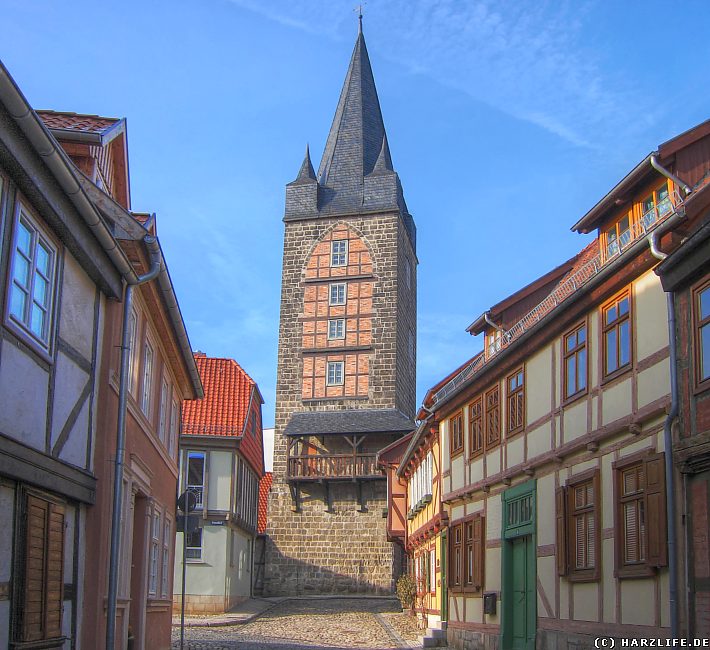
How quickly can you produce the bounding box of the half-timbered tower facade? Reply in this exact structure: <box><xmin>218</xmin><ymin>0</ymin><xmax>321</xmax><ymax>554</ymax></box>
<box><xmin>265</xmin><ymin>25</ymin><xmax>417</xmax><ymax>595</ymax></box>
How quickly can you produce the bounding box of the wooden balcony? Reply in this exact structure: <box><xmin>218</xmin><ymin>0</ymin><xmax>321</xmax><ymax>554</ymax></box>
<box><xmin>287</xmin><ymin>453</ymin><xmax>381</xmax><ymax>481</ymax></box>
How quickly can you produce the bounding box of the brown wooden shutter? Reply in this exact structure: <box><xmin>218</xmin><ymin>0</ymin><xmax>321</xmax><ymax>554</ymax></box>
<box><xmin>644</xmin><ymin>453</ymin><xmax>667</xmax><ymax>568</ymax></box>
<box><xmin>24</xmin><ymin>495</ymin><xmax>49</xmax><ymax>641</ymax></box>
<box><xmin>45</xmin><ymin>502</ymin><xmax>65</xmax><ymax>638</ymax></box>
<box><xmin>472</xmin><ymin>515</ymin><xmax>484</xmax><ymax>590</ymax></box>
<box><xmin>556</xmin><ymin>486</ymin><xmax>568</xmax><ymax>576</ymax></box>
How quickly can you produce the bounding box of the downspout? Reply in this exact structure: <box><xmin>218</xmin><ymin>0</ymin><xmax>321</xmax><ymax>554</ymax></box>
<box><xmin>650</xmin><ymin>154</ymin><xmax>692</xmax><ymax>197</ymax></box>
<box><xmin>648</xmin><ymin>239</ymin><xmax>680</xmax><ymax>638</ymax></box>
<box><xmin>105</xmin><ymin>236</ymin><xmax>162</xmax><ymax>650</ymax></box>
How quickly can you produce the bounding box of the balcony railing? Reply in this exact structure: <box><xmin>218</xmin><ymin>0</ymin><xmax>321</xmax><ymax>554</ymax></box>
<box><xmin>431</xmin><ymin>190</ymin><xmax>684</xmax><ymax>407</ymax></box>
<box><xmin>287</xmin><ymin>453</ymin><xmax>380</xmax><ymax>480</ymax></box>
<box><xmin>186</xmin><ymin>485</ymin><xmax>204</xmax><ymax>509</ymax></box>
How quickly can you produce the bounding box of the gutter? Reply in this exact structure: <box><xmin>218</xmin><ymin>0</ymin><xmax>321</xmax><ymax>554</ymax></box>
<box><xmin>430</xmin><ymin>209</ymin><xmax>687</xmax><ymax>417</ymax></box>
<box><xmin>0</xmin><ymin>61</ymin><xmax>136</xmax><ymax>290</ymax></box>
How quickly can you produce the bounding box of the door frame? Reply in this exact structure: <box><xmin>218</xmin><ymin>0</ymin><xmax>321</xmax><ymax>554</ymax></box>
<box><xmin>501</xmin><ymin>479</ymin><xmax>537</xmax><ymax>650</ymax></box>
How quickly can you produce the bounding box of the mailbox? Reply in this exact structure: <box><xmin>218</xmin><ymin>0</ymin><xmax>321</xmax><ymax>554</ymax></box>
<box><xmin>483</xmin><ymin>592</ymin><xmax>497</xmax><ymax>615</ymax></box>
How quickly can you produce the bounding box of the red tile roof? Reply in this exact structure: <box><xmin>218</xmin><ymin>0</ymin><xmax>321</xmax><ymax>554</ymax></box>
<box><xmin>182</xmin><ymin>353</ymin><xmax>256</xmax><ymax>436</ymax></box>
<box><xmin>258</xmin><ymin>472</ymin><xmax>273</xmax><ymax>534</ymax></box>
<box><xmin>36</xmin><ymin>110</ymin><xmax>119</xmax><ymax>135</ymax></box>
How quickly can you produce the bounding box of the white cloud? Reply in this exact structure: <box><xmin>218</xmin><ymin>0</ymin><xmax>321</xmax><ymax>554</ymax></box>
<box><xmin>225</xmin><ymin>0</ymin><xmax>644</xmax><ymax>148</ymax></box>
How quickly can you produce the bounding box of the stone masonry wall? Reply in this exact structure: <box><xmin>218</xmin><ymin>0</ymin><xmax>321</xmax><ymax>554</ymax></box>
<box><xmin>264</xmin><ymin>210</ymin><xmax>414</xmax><ymax>595</ymax></box>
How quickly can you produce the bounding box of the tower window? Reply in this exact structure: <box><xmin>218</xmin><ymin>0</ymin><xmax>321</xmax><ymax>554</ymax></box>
<box><xmin>327</xmin><ymin>361</ymin><xmax>344</xmax><ymax>385</ymax></box>
<box><xmin>328</xmin><ymin>319</ymin><xmax>345</xmax><ymax>340</ymax></box>
<box><xmin>331</xmin><ymin>240</ymin><xmax>348</xmax><ymax>266</ymax></box>
<box><xmin>329</xmin><ymin>283</ymin><xmax>346</xmax><ymax>305</ymax></box>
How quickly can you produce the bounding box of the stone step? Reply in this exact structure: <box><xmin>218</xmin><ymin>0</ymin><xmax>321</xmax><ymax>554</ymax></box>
<box><xmin>419</xmin><ymin>627</ymin><xmax>448</xmax><ymax>647</ymax></box>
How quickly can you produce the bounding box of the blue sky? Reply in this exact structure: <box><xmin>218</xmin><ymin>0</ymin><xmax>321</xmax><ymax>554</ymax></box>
<box><xmin>4</xmin><ymin>1</ymin><xmax>709</xmax><ymax>426</ymax></box>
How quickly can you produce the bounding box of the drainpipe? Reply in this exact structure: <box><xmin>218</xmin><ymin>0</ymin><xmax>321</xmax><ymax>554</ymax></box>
<box><xmin>650</xmin><ymin>155</ymin><xmax>692</xmax><ymax>197</ymax></box>
<box><xmin>105</xmin><ymin>236</ymin><xmax>162</xmax><ymax>650</ymax></box>
<box><xmin>649</xmin><ymin>239</ymin><xmax>680</xmax><ymax>638</ymax></box>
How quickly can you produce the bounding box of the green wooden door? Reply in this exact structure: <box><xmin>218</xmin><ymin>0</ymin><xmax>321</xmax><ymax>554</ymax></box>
<box><xmin>501</xmin><ymin>481</ymin><xmax>536</xmax><ymax>650</ymax></box>
<box><xmin>510</xmin><ymin>536</ymin><xmax>534</xmax><ymax>650</ymax></box>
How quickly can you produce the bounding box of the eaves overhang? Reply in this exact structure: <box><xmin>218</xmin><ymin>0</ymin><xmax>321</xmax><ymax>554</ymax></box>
<box><xmin>571</xmin><ymin>153</ymin><xmax>655</xmax><ymax>234</ymax></box>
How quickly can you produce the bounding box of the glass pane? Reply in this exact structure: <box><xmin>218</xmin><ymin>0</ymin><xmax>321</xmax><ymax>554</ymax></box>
<box><xmin>16</xmin><ymin>222</ymin><xmax>32</xmax><ymax>255</ymax></box>
<box><xmin>701</xmin><ymin>324</ymin><xmax>710</xmax><ymax>381</ymax></box>
<box><xmin>619</xmin><ymin>321</ymin><xmax>630</xmax><ymax>366</ymax></box>
<box><xmin>700</xmin><ymin>288</ymin><xmax>710</xmax><ymax>321</ymax></box>
<box><xmin>578</xmin><ymin>326</ymin><xmax>586</xmax><ymax>343</ymax></box>
<box><xmin>566</xmin><ymin>356</ymin><xmax>576</xmax><ymax>396</ymax></box>
<box><xmin>619</xmin><ymin>215</ymin><xmax>630</xmax><ymax>233</ymax></box>
<box><xmin>13</xmin><ymin>255</ymin><xmax>30</xmax><ymax>288</ymax></box>
<box><xmin>188</xmin><ymin>455</ymin><xmax>204</xmax><ymax>485</ymax></box>
<box><xmin>30</xmin><ymin>304</ymin><xmax>45</xmax><ymax>337</ymax></box>
<box><xmin>606</xmin><ymin>305</ymin><xmax>617</xmax><ymax>325</ymax></box>
<box><xmin>619</xmin><ymin>297</ymin><xmax>629</xmax><ymax>315</ymax></box>
<box><xmin>606</xmin><ymin>329</ymin><xmax>618</xmax><ymax>373</ymax></box>
<box><xmin>34</xmin><ymin>274</ymin><xmax>48</xmax><ymax>306</ymax></box>
<box><xmin>578</xmin><ymin>350</ymin><xmax>587</xmax><ymax>391</ymax></box>
<box><xmin>36</xmin><ymin>243</ymin><xmax>51</xmax><ymax>275</ymax></box>
<box><xmin>642</xmin><ymin>196</ymin><xmax>654</xmax><ymax>213</ymax></box>
<box><xmin>657</xmin><ymin>183</ymin><xmax>669</xmax><ymax>201</ymax></box>
<box><xmin>565</xmin><ymin>332</ymin><xmax>576</xmax><ymax>352</ymax></box>
<box><xmin>623</xmin><ymin>468</ymin><xmax>637</xmax><ymax>495</ymax></box>
<box><xmin>10</xmin><ymin>285</ymin><xmax>27</xmax><ymax>320</ymax></box>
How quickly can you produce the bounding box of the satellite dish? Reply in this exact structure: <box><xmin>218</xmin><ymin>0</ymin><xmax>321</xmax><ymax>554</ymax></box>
<box><xmin>177</xmin><ymin>490</ymin><xmax>197</xmax><ymax>513</ymax></box>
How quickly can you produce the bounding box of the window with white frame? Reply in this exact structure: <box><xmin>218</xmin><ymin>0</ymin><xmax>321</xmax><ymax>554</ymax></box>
<box><xmin>329</xmin><ymin>283</ymin><xmax>346</xmax><ymax>306</ymax></box>
<box><xmin>159</xmin><ymin>378</ymin><xmax>169</xmax><ymax>445</ymax></box>
<box><xmin>327</xmin><ymin>361</ymin><xmax>344</xmax><ymax>385</ymax></box>
<box><xmin>186</xmin><ymin>451</ymin><xmax>205</xmax><ymax>508</ymax></box>
<box><xmin>141</xmin><ymin>342</ymin><xmax>154</xmax><ymax>414</ymax></box>
<box><xmin>149</xmin><ymin>509</ymin><xmax>161</xmax><ymax>596</ymax></box>
<box><xmin>328</xmin><ymin>319</ymin><xmax>345</xmax><ymax>340</ymax></box>
<box><xmin>8</xmin><ymin>207</ymin><xmax>57</xmax><ymax>350</ymax></box>
<box><xmin>127</xmin><ymin>310</ymin><xmax>138</xmax><ymax>393</ymax></box>
<box><xmin>169</xmin><ymin>397</ymin><xmax>180</xmax><ymax>457</ymax></box>
<box><xmin>185</xmin><ymin>527</ymin><xmax>202</xmax><ymax>561</ymax></box>
<box><xmin>331</xmin><ymin>240</ymin><xmax>348</xmax><ymax>266</ymax></box>
<box><xmin>161</xmin><ymin>518</ymin><xmax>171</xmax><ymax>597</ymax></box>
<box><xmin>235</xmin><ymin>457</ymin><xmax>259</xmax><ymax>530</ymax></box>
<box><xmin>410</xmin><ymin>452</ymin><xmax>433</xmax><ymax>509</ymax></box>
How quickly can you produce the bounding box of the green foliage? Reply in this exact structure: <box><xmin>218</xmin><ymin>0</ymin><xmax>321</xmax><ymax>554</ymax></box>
<box><xmin>396</xmin><ymin>573</ymin><xmax>416</xmax><ymax>610</ymax></box>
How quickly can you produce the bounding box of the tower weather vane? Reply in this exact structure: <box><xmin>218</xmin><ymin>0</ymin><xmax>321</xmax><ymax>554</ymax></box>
<box><xmin>354</xmin><ymin>3</ymin><xmax>365</xmax><ymax>29</ymax></box>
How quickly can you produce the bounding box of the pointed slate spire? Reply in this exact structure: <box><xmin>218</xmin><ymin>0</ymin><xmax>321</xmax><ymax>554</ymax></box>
<box><xmin>317</xmin><ymin>27</ymin><xmax>390</xmax><ymax>211</ymax></box>
<box><xmin>293</xmin><ymin>144</ymin><xmax>317</xmax><ymax>184</ymax></box>
<box><xmin>370</xmin><ymin>134</ymin><xmax>394</xmax><ymax>175</ymax></box>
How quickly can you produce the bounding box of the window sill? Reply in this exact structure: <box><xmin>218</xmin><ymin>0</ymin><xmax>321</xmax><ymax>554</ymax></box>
<box><xmin>451</xmin><ymin>449</ymin><xmax>464</xmax><ymax>460</ymax></box>
<box><xmin>506</xmin><ymin>426</ymin><xmax>524</xmax><ymax>440</ymax></box>
<box><xmin>601</xmin><ymin>363</ymin><xmax>632</xmax><ymax>387</ymax></box>
<box><xmin>561</xmin><ymin>389</ymin><xmax>588</xmax><ymax>408</ymax></box>
<box><xmin>567</xmin><ymin>571</ymin><xmax>600</xmax><ymax>583</ymax></box>
<box><xmin>616</xmin><ymin>564</ymin><xmax>656</xmax><ymax>579</ymax></box>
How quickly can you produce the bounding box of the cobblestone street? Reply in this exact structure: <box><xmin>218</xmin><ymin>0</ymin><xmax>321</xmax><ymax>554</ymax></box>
<box><xmin>171</xmin><ymin>598</ymin><xmax>422</xmax><ymax>649</ymax></box>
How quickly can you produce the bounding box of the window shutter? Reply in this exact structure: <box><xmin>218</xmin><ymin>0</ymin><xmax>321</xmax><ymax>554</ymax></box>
<box><xmin>472</xmin><ymin>515</ymin><xmax>484</xmax><ymax>590</ymax></box>
<box><xmin>644</xmin><ymin>453</ymin><xmax>667</xmax><ymax>568</ymax></box>
<box><xmin>45</xmin><ymin>502</ymin><xmax>65</xmax><ymax>638</ymax></box>
<box><xmin>556</xmin><ymin>486</ymin><xmax>568</xmax><ymax>576</ymax></box>
<box><xmin>24</xmin><ymin>495</ymin><xmax>49</xmax><ymax>641</ymax></box>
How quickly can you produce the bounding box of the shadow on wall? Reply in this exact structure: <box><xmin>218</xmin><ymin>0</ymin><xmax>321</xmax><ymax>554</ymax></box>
<box><xmin>261</xmin><ymin>531</ymin><xmax>407</xmax><ymax>598</ymax></box>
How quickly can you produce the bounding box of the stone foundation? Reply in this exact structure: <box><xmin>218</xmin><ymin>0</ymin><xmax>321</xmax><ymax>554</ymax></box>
<box><xmin>171</xmin><ymin>594</ymin><xmax>248</xmax><ymax>615</ymax></box>
<box><xmin>446</xmin><ymin>627</ymin><xmax>499</xmax><ymax>650</ymax></box>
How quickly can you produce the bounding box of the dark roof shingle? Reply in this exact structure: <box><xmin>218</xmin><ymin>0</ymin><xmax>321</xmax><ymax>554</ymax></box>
<box><xmin>283</xmin><ymin>409</ymin><xmax>415</xmax><ymax>437</ymax></box>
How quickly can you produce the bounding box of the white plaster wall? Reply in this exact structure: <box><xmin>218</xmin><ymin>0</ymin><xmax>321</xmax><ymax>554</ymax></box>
<box><xmin>601</xmin><ymin>378</ymin><xmax>632</xmax><ymax>426</ymax></box>
<box><xmin>572</xmin><ymin>582</ymin><xmax>598</xmax><ymax>622</ymax></box>
<box><xmin>176</xmin><ymin>525</ymin><xmax>228</xmax><ymax>597</ymax></box>
<box><xmin>562</xmin><ymin>400</ymin><xmax>587</xmax><ymax>443</ymax></box>
<box><xmin>602</xmin><ymin>538</ymin><xmax>616</xmax><ymax>622</ymax></box>
<box><xmin>620</xmin><ymin>578</ymin><xmax>655</xmax><ymax>626</ymax></box>
<box><xmin>527</xmin><ymin>421</ymin><xmax>551</xmax><ymax>459</ymax></box>
<box><xmin>634</xmin><ymin>270</ymin><xmax>668</xmax><ymax>362</ymax></box>
<box><xmin>506</xmin><ymin>435</ymin><xmax>524</xmax><ymax>468</ymax></box>
<box><xmin>450</xmin><ymin>504</ymin><xmax>465</xmax><ymax>521</ymax></box>
<box><xmin>484</xmin><ymin>547</ymin><xmax>501</xmax><ymax>592</ymax></box>
<box><xmin>450</xmin><ymin>455</ymin><xmax>465</xmax><ymax>492</ymax></box>
<box><xmin>486</xmin><ymin>495</ymin><xmax>502</xmax><ymax>540</ymax></box>
<box><xmin>465</xmin><ymin>594</ymin><xmax>482</xmax><ymax>623</ymax></box>
<box><xmin>469</xmin><ymin>457</ymin><xmax>484</xmax><ymax>484</ymax></box>
<box><xmin>536</xmin><ymin>473</ymin><xmax>555</xmax><ymax>547</ymax></box>
<box><xmin>527</xmin><ymin>346</ymin><xmax>552</xmax><ymax>424</ymax></box>
<box><xmin>601</xmin><ymin>454</ymin><xmax>614</xmax><ymax>529</ymax></box>
<box><xmin>59</xmin><ymin>253</ymin><xmax>95</xmax><ymax>360</ymax></box>
<box><xmin>637</xmin><ymin>360</ymin><xmax>670</xmax><ymax>408</ymax></box>
<box><xmin>0</xmin><ymin>343</ymin><xmax>49</xmax><ymax>448</ymax></box>
<box><xmin>51</xmin><ymin>352</ymin><xmax>89</xmax><ymax>465</ymax></box>
<box><xmin>487</xmin><ymin>448</ymin><xmax>500</xmax><ymax>476</ymax></box>
<box><xmin>228</xmin><ymin>529</ymin><xmax>252</xmax><ymax>599</ymax></box>
<box><xmin>208</xmin><ymin>451</ymin><xmax>233</xmax><ymax>512</ymax></box>
<box><xmin>537</xmin><ymin>556</ymin><xmax>555</xmax><ymax>618</ymax></box>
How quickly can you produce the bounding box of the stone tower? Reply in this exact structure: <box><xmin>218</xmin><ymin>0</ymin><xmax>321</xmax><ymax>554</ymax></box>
<box><xmin>264</xmin><ymin>23</ymin><xmax>417</xmax><ymax>596</ymax></box>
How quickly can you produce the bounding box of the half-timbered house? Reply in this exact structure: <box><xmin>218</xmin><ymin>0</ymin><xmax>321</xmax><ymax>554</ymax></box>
<box><xmin>174</xmin><ymin>353</ymin><xmax>264</xmax><ymax>614</ymax></box>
